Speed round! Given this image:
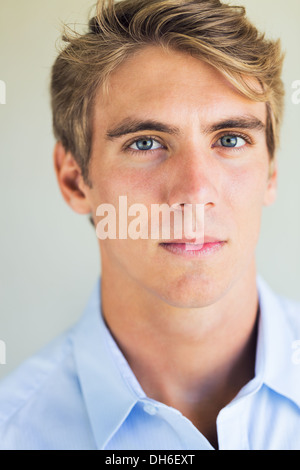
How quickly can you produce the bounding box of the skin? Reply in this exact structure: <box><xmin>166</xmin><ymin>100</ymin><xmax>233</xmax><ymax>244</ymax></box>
<box><xmin>54</xmin><ymin>46</ymin><xmax>277</xmax><ymax>448</ymax></box>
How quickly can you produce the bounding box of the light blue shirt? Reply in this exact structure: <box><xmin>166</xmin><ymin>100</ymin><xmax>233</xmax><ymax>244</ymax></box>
<box><xmin>0</xmin><ymin>276</ymin><xmax>300</xmax><ymax>450</ymax></box>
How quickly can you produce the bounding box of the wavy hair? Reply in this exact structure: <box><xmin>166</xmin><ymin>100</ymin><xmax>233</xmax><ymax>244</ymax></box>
<box><xmin>51</xmin><ymin>0</ymin><xmax>285</xmax><ymax>185</ymax></box>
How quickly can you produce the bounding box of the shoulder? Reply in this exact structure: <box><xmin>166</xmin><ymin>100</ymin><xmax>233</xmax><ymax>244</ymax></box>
<box><xmin>257</xmin><ymin>276</ymin><xmax>300</xmax><ymax>409</ymax></box>
<box><xmin>261</xmin><ymin>276</ymin><xmax>300</xmax><ymax>350</ymax></box>
<box><xmin>273</xmin><ymin>287</ymin><xmax>300</xmax><ymax>335</ymax></box>
<box><xmin>277</xmin><ymin>291</ymin><xmax>300</xmax><ymax>321</ymax></box>
<box><xmin>258</xmin><ymin>276</ymin><xmax>300</xmax><ymax>328</ymax></box>
<box><xmin>277</xmin><ymin>292</ymin><xmax>300</xmax><ymax>358</ymax></box>
<box><xmin>0</xmin><ymin>328</ymin><xmax>86</xmax><ymax>449</ymax></box>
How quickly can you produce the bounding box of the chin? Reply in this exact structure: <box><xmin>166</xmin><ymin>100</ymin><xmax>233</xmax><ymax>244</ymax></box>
<box><xmin>150</xmin><ymin>270</ymin><xmax>234</xmax><ymax>309</ymax></box>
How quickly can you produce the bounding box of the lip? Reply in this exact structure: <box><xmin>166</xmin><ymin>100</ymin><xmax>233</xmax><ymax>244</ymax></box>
<box><xmin>159</xmin><ymin>240</ymin><xmax>226</xmax><ymax>257</ymax></box>
<box><xmin>161</xmin><ymin>236</ymin><xmax>222</xmax><ymax>244</ymax></box>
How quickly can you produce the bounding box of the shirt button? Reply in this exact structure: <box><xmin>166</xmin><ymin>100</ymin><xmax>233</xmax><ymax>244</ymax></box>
<box><xmin>143</xmin><ymin>403</ymin><xmax>158</xmax><ymax>416</ymax></box>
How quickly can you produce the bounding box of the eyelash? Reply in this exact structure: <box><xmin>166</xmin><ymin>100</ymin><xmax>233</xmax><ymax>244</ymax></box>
<box><xmin>123</xmin><ymin>132</ymin><xmax>253</xmax><ymax>156</ymax></box>
<box><xmin>123</xmin><ymin>136</ymin><xmax>166</xmax><ymax>156</ymax></box>
<box><xmin>214</xmin><ymin>132</ymin><xmax>253</xmax><ymax>152</ymax></box>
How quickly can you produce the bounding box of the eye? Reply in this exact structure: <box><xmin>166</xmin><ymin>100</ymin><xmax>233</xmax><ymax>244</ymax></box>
<box><xmin>128</xmin><ymin>137</ymin><xmax>163</xmax><ymax>152</ymax></box>
<box><xmin>217</xmin><ymin>135</ymin><xmax>247</xmax><ymax>148</ymax></box>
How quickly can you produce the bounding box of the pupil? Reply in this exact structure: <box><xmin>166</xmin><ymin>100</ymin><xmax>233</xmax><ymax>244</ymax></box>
<box><xmin>137</xmin><ymin>138</ymin><xmax>153</xmax><ymax>150</ymax></box>
<box><xmin>221</xmin><ymin>136</ymin><xmax>237</xmax><ymax>147</ymax></box>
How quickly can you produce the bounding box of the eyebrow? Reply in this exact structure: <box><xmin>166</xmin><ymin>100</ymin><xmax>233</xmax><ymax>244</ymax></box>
<box><xmin>106</xmin><ymin>118</ymin><xmax>180</xmax><ymax>140</ymax></box>
<box><xmin>105</xmin><ymin>115</ymin><xmax>265</xmax><ymax>140</ymax></box>
<box><xmin>202</xmin><ymin>116</ymin><xmax>266</xmax><ymax>134</ymax></box>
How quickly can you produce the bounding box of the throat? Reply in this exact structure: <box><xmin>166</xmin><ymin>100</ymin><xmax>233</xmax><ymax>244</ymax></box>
<box><xmin>126</xmin><ymin>311</ymin><xmax>259</xmax><ymax>450</ymax></box>
<box><xmin>101</xmin><ymin>271</ymin><xmax>259</xmax><ymax>450</ymax></box>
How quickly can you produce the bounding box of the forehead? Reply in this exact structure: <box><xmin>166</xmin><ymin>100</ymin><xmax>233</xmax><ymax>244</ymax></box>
<box><xmin>94</xmin><ymin>46</ymin><xmax>266</xmax><ymax>130</ymax></box>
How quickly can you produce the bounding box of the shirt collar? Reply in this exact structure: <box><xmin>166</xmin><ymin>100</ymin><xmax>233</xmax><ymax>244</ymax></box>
<box><xmin>256</xmin><ymin>275</ymin><xmax>300</xmax><ymax>408</ymax></box>
<box><xmin>71</xmin><ymin>279</ymin><xmax>138</xmax><ymax>450</ymax></box>
<box><xmin>71</xmin><ymin>276</ymin><xmax>300</xmax><ymax>449</ymax></box>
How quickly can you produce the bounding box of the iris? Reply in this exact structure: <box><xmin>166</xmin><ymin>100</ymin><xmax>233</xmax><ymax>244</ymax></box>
<box><xmin>221</xmin><ymin>135</ymin><xmax>238</xmax><ymax>147</ymax></box>
<box><xmin>136</xmin><ymin>138</ymin><xmax>154</xmax><ymax>150</ymax></box>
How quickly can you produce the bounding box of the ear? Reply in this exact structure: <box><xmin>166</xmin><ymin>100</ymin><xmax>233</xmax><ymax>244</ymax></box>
<box><xmin>53</xmin><ymin>141</ymin><xmax>92</xmax><ymax>214</ymax></box>
<box><xmin>263</xmin><ymin>159</ymin><xmax>278</xmax><ymax>207</ymax></box>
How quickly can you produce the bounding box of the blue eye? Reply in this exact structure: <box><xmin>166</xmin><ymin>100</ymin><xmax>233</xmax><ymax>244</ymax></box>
<box><xmin>129</xmin><ymin>138</ymin><xmax>163</xmax><ymax>152</ymax></box>
<box><xmin>219</xmin><ymin>135</ymin><xmax>246</xmax><ymax>148</ymax></box>
<box><xmin>136</xmin><ymin>138</ymin><xmax>154</xmax><ymax>150</ymax></box>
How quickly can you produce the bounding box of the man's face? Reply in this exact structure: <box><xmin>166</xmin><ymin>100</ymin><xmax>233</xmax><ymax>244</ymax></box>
<box><xmin>82</xmin><ymin>46</ymin><xmax>276</xmax><ymax>307</ymax></box>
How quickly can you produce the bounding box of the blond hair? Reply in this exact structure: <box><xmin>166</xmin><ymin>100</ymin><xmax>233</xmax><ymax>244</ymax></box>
<box><xmin>51</xmin><ymin>0</ymin><xmax>285</xmax><ymax>185</ymax></box>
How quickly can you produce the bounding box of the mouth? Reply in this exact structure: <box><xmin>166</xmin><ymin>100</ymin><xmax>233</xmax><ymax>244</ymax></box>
<box><xmin>159</xmin><ymin>238</ymin><xmax>226</xmax><ymax>257</ymax></box>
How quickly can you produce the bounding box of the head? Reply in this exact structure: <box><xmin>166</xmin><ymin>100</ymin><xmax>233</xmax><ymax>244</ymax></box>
<box><xmin>52</xmin><ymin>0</ymin><xmax>285</xmax><ymax>307</ymax></box>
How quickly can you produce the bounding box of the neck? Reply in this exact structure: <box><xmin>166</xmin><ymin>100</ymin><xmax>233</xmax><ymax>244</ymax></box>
<box><xmin>101</xmin><ymin>262</ymin><xmax>259</xmax><ymax>445</ymax></box>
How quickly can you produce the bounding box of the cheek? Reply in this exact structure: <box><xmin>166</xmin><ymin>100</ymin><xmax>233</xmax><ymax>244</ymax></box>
<box><xmin>236</xmin><ymin>163</ymin><xmax>268</xmax><ymax>202</ymax></box>
<box><xmin>95</xmin><ymin>165</ymin><xmax>165</xmax><ymax>205</ymax></box>
<box><xmin>90</xmin><ymin>165</ymin><xmax>167</xmax><ymax>243</ymax></box>
<box><xmin>228</xmin><ymin>168</ymin><xmax>265</xmax><ymax>202</ymax></box>
<box><xmin>225</xmin><ymin>163</ymin><xmax>269</xmax><ymax>240</ymax></box>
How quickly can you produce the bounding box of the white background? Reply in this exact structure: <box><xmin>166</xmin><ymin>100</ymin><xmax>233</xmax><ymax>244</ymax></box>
<box><xmin>0</xmin><ymin>0</ymin><xmax>300</xmax><ymax>379</ymax></box>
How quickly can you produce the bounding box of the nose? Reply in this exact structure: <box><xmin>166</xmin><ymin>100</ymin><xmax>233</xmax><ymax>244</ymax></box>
<box><xmin>166</xmin><ymin>145</ymin><xmax>220</xmax><ymax>209</ymax></box>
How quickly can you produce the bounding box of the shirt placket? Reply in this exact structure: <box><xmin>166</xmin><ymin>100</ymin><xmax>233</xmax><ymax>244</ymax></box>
<box><xmin>216</xmin><ymin>396</ymin><xmax>251</xmax><ymax>450</ymax></box>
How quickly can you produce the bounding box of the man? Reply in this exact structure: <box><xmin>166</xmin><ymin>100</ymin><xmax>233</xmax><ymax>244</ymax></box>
<box><xmin>0</xmin><ymin>0</ymin><xmax>299</xmax><ymax>450</ymax></box>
